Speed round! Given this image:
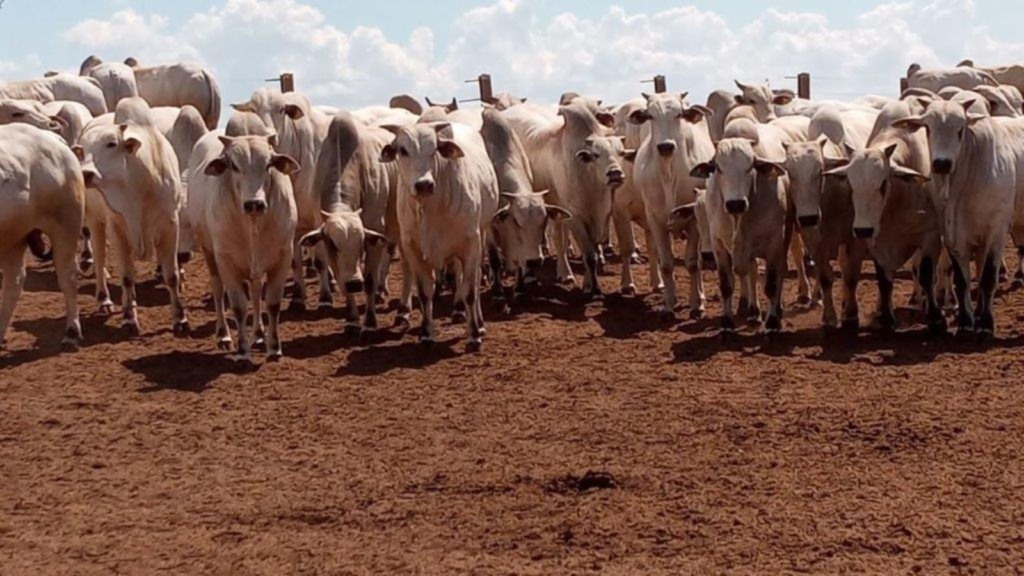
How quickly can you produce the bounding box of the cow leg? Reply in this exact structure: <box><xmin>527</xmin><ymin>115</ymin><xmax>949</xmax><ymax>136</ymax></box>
<box><xmin>205</xmin><ymin>251</ymin><xmax>231</xmax><ymax>351</ymax></box>
<box><xmin>50</xmin><ymin>225</ymin><xmax>83</xmax><ymax>350</ymax></box>
<box><xmin>764</xmin><ymin>252</ymin><xmax>785</xmax><ymax>334</ymax></box>
<box><xmin>487</xmin><ymin>243</ymin><xmax>505</xmax><ymax>301</ymax></box>
<box><xmin>406</xmin><ymin>255</ymin><xmax>437</xmax><ymax>344</ymax></box>
<box><xmin>458</xmin><ymin>249</ymin><xmax>484</xmax><ymax>351</ymax></box>
<box><xmin>157</xmin><ymin>226</ymin><xmax>188</xmax><ymax>335</ymax></box>
<box><xmin>976</xmin><ymin>250</ymin><xmax>1000</xmax><ymax>336</ymax></box>
<box><xmin>251</xmin><ymin>279</ymin><xmax>267</xmax><ymax>347</ymax></box>
<box><xmin>79</xmin><ymin>226</ymin><xmax>95</xmax><ymax>276</ymax></box>
<box><xmin>395</xmin><ymin>253</ymin><xmax>415</xmax><ymax>328</ymax></box>
<box><xmin>643</xmin><ymin>228</ymin><xmax>663</xmax><ymax>292</ymax></box>
<box><xmin>314</xmin><ymin>243</ymin><xmax>333</xmax><ymax>309</ymax></box>
<box><xmin>873</xmin><ymin>261</ymin><xmax>896</xmax><ymax>332</ymax></box>
<box><xmin>265</xmin><ymin>262</ymin><xmax>290</xmax><ymax>359</ymax></box>
<box><xmin>917</xmin><ymin>252</ymin><xmax>946</xmax><ymax>336</ymax></box>
<box><xmin>738</xmin><ymin>262</ymin><xmax>761</xmax><ymax>324</ymax></box>
<box><xmin>91</xmin><ymin>218</ymin><xmax>114</xmax><ymax>315</ymax></box>
<box><xmin>112</xmin><ymin>230</ymin><xmax>140</xmax><ymax>336</ymax></box>
<box><xmin>553</xmin><ymin>220</ymin><xmax>575</xmax><ymax>286</ymax></box>
<box><xmin>614</xmin><ymin>210</ymin><xmax>637</xmax><ymax>295</ymax></box>
<box><xmin>839</xmin><ymin>242</ymin><xmax>864</xmax><ymax>331</ymax></box>
<box><xmin>684</xmin><ymin>220</ymin><xmax>705</xmax><ymax>319</ymax></box>
<box><xmin>649</xmin><ymin>220</ymin><xmax>676</xmax><ymax>318</ymax></box>
<box><xmin>223</xmin><ymin>273</ymin><xmax>252</xmax><ymax>363</ymax></box>
<box><xmin>936</xmin><ymin>247</ymin><xmax>955</xmax><ymax>312</ymax></box>
<box><xmin>817</xmin><ymin>251</ymin><xmax>837</xmax><ymax>329</ymax></box>
<box><xmin>950</xmin><ymin>252</ymin><xmax>975</xmax><ymax>336</ymax></box>
<box><xmin>790</xmin><ymin>233</ymin><xmax>813</xmax><ymax>306</ymax></box>
<box><xmin>716</xmin><ymin>248</ymin><xmax>736</xmax><ymax>336</ymax></box>
<box><xmin>0</xmin><ymin>253</ymin><xmax>27</xmax><ymax>349</ymax></box>
<box><xmin>363</xmin><ymin>251</ymin><xmax>382</xmax><ymax>331</ymax></box>
<box><xmin>288</xmin><ymin>239</ymin><xmax>306</xmax><ymax>311</ymax></box>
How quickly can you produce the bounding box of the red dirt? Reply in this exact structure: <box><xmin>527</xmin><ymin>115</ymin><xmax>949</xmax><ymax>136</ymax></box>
<box><xmin>3</xmin><ymin>246</ymin><xmax>1024</xmax><ymax>575</ymax></box>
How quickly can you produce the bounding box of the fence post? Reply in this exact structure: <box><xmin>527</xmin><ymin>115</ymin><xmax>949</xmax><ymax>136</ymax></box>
<box><xmin>899</xmin><ymin>77</ymin><xmax>909</xmax><ymax>95</ymax></box>
<box><xmin>642</xmin><ymin>75</ymin><xmax>667</xmax><ymax>94</ymax></box>
<box><xmin>280</xmin><ymin>73</ymin><xmax>295</xmax><ymax>93</ymax></box>
<box><xmin>797</xmin><ymin>72</ymin><xmax>811</xmax><ymax>100</ymax></box>
<box><xmin>478</xmin><ymin>74</ymin><xmax>494</xmax><ymax>104</ymax></box>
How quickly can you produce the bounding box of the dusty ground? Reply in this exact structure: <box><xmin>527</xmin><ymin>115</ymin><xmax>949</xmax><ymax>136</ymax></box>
<box><xmin>3</xmin><ymin>244</ymin><xmax>1024</xmax><ymax>576</ymax></box>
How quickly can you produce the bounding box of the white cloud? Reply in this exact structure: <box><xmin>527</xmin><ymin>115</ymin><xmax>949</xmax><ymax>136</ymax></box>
<box><xmin>55</xmin><ymin>0</ymin><xmax>1024</xmax><ymax>110</ymax></box>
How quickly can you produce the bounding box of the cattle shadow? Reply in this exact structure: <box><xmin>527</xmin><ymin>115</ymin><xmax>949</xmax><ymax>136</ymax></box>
<box><xmin>286</xmin><ymin>325</ymin><xmax>407</xmax><ymax>360</ymax></box>
<box><xmin>339</xmin><ymin>337</ymin><xmax>461</xmax><ymax>376</ymax></box>
<box><xmin>125</xmin><ymin>351</ymin><xmax>243</xmax><ymax>393</ymax></box>
<box><xmin>2</xmin><ymin>314</ymin><xmax>143</xmax><ymax>370</ymax></box>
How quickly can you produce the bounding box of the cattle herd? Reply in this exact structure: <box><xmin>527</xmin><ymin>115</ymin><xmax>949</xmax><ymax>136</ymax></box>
<box><xmin>2</xmin><ymin>56</ymin><xmax>1024</xmax><ymax>363</ymax></box>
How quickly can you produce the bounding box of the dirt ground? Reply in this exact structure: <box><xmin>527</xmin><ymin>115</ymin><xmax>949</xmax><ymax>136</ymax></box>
<box><xmin>3</xmin><ymin>243</ymin><xmax>1024</xmax><ymax>576</ymax></box>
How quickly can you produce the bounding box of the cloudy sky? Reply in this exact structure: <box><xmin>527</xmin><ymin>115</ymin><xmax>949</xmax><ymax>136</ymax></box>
<box><xmin>1</xmin><ymin>0</ymin><xmax>1022</xmax><ymax>110</ymax></box>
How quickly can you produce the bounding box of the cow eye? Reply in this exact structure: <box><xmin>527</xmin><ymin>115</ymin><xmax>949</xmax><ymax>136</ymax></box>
<box><xmin>11</xmin><ymin>112</ymin><xmax>24</xmax><ymax>118</ymax></box>
<box><xmin>880</xmin><ymin>181</ymin><xmax>888</xmax><ymax>197</ymax></box>
<box><xmin>398</xmin><ymin>147</ymin><xmax>409</xmax><ymax>158</ymax></box>
<box><xmin>957</xmin><ymin>127</ymin><xmax>965</xmax><ymax>139</ymax></box>
<box><xmin>105</xmin><ymin>141</ymin><xmax>117</xmax><ymax>148</ymax></box>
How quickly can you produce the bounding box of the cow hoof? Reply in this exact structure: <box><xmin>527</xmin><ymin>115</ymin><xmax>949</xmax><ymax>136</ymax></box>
<box><xmin>79</xmin><ymin>259</ymin><xmax>95</xmax><ymax>277</ymax></box>
<box><xmin>466</xmin><ymin>338</ymin><xmax>483</xmax><ymax>353</ymax></box>
<box><xmin>840</xmin><ymin>318</ymin><xmax>860</xmax><ymax>332</ymax></box>
<box><xmin>796</xmin><ymin>294</ymin><xmax>812</xmax><ymax>307</ymax></box>
<box><xmin>344</xmin><ymin>323</ymin><xmax>362</xmax><ymax>337</ymax></box>
<box><xmin>317</xmin><ymin>298</ymin><xmax>333</xmax><ymax>310</ymax></box>
<box><xmin>394</xmin><ymin>315</ymin><xmax>411</xmax><ymax>329</ymax></box>
<box><xmin>419</xmin><ymin>336</ymin><xmax>436</xmax><ymax>348</ymax></box>
<box><xmin>98</xmin><ymin>302</ymin><xmax>115</xmax><ymax>316</ymax></box>
<box><xmin>764</xmin><ymin>316</ymin><xmax>782</xmax><ymax>334</ymax></box>
<box><xmin>451</xmin><ymin>311</ymin><xmax>467</xmax><ymax>324</ymax></box>
<box><xmin>217</xmin><ymin>337</ymin><xmax>233</xmax><ymax>351</ymax></box>
<box><xmin>60</xmin><ymin>337</ymin><xmax>80</xmax><ymax>353</ymax></box>
<box><xmin>655</xmin><ymin>308</ymin><xmax>675</xmax><ymax>321</ymax></box>
<box><xmin>629</xmin><ymin>253</ymin><xmax>642</xmax><ymax>265</ymax></box>
<box><xmin>173</xmin><ymin>320</ymin><xmax>190</xmax><ymax>336</ymax></box>
<box><xmin>586</xmin><ymin>291</ymin><xmax>604</xmax><ymax>302</ymax></box>
<box><xmin>746</xmin><ymin>311</ymin><xmax>763</xmax><ymax>325</ymax></box>
<box><xmin>621</xmin><ymin>285</ymin><xmax>637</xmax><ymax>297</ymax></box>
<box><xmin>288</xmin><ymin>299</ymin><xmax>306</xmax><ymax>313</ymax></box>
<box><xmin>689</xmin><ymin>308</ymin><xmax>705</xmax><ymax>320</ymax></box>
<box><xmin>364</xmin><ymin>316</ymin><xmax>379</xmax><ymax>330</ymax></box>
<box><xmin>927</xmin><ymin>318</ymin><xmax>948</xmax><ymax>337</ymax></box>
<box><xmin>719</xmin><ymin>327</ymin><xmax>737</xmax><ymax>342</ymax></box>
<box><xmin>267</xmin><ymin>350</ymin><xmax>284</xmax><ymax>363</ymax></box>
<box><xmin>121</xmin><ymin>320</ymin><xmax>141</xmax><ymax>337</ymax></box>
<box><xmin>955</xmin><ymin>326</ymin><xmax>976</xmax><ymax>339</ymax></box>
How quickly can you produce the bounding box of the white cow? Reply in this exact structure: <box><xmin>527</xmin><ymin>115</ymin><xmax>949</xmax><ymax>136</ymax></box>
<box><xmin>186</xmin><ymin>132</ymin><xmax>299</xmax><ymax>360</ymax></box>
<box><xmin>906</xmin><ymin>63</ymin><xmax>999</xmax><ymax>93</ymax></box>
<box><xmin>0</xmin><ymin>73</ymin><xmax>106</xmax><ymax>116</ymax></box>
<box><xmin>95</xmin><ymin>57</ymin><xmax>223</xmax><ymax>130</ymax></box>
<box><xmin>81</xmin><ymin>60</ymin><xmax>138</xmax><ymax>112</ymax></box>
<box><xmin>78</xmin><ymin>98</ymin><xmax>188</xmax><ymax>335</ymax></box>
<box><xmin>0</xmin><ymin>124</ymin><xmax>85</xmax><ymax>351</ymax></box>
<box><xmin>380</xmin><ymin>122</ymin><xmax>499</xmax><ymax>349</ymax></box>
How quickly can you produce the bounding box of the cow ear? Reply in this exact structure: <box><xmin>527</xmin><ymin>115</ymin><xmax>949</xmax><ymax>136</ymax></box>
<box><xmin>283</xmin><ymin>104</ymin><xmax>305</xmax><ymax>120</ymax></box>
<box><xmin>433</xmin><ymin>122</ymin><xmax>454</xmax><ymax>138</ymax></box>
<box><xmin>217</xmin><ymin>135</ymin><xmax>235</xmax><ymax>148</ymax></box>
<box><xmin>959</xmin><ymin>98</ymin><xmax>978</xmax><ymax>113</ymax></box>
<box><xmin>823</xmin><ymin>165</ymin><xmax>849</xmax><ymax>180</ymax></box>
<box><xmin>270</xmin><ymin>154</ymin><xmax>301</xmax><ymax>175</ymax></box>
<box><xmin>380</xmin><ymin>144</ymin><xmax>397</xmax><ymax>163</ymax></box>
<box><xmin>681</xmin><ymin>105</ymin><xmax>712</xmax><ymax>124</ymax></box>
<box><xmin>772</xmin><ymin>91</ymin><xmax>795</xmax><ymax>106</ymax></box>
<box><xmin>641</xmin><ymin>92</ymin><xmax>654</xmax><ymax>103</ymax></box>
<box><xmin>892</xmin><ymin>164</ymin><xmax>929</xmax><ymax>184</ymax></box>
<box><xmin>628</xmin><ymin>109</ymin><xmax>651</xmax><ymax>125</ymax></box>
<box><xmin>266</xmin><ymin>131</ymin><xmax>279</xmax><ymax>149</ymax></box>
<box><xmin>231</xmin><ymin>101</ymin><xmax>256</xmax><ymax>113</ymax></box>
<box><xmin>967</xmin><ymin>113</ymin><xmax>987</xmax><ymax>125</ymax></box>
<box><xmin>204</xmin><ymin>157</ymin><xmax>229</xmax><ymax>176</ymax></box>
<box><xmin>437</xmin><ymin>140</ymin><xmax>464</xmax><ymax>160</ymax></box>
<box><xmin>689</xmin><ymin>162</ymin><xmax>716</xmax><ymax>179</ymax></box>
<box><xmin>364</xmin><ymin>229</ymin><xmax>389</xmax><ymax>247</ymax></box>
<box><xmin>81</xmin><ymin>164</ymin><xmax>102</xmax><ymax>188</ymax></box>
<box><xmin>824</xmin><ymin>157</ymin><xmax>850</xmax><ymax>171</ymax></box>
<box><xmin>299</xmin><ymin>227</ymin><xmax>325</xmax><ymax>247</ymax></box>
<box><xmin>379</xmin><ymin>124</ymin><xmax>403</xmax><ymax>136</ymax></box>
<box><xmin>124</xmin><ymin>57</ymin><xmax>139</xmax><ymax>67</ymax></box>
<box><xmin>670</xmin><ymin>202</ymin><xmax>697</xmax><ymax>221</ymax></box>
<box><xmin>621</xmin><ymin>149</ymin><xmax>637</xmax><ymax>163</ymax></box>
<box><xmin>734</xmin><ymin>95</ymin><xmax>746</xmax><ymax>105</ymax></box>
<box><xmin>575</xmin><ymin>149</ymin><xmax>596</xmax><ymax>163</ymax></box>
<box><xmin>883</xmin><ymin>143</ymin><xmax>899</xmax><ymax>159</ymax></box>
<box><xmin>122</xmin><ymin>136</ymin><xmax>142</xmax><ymax>155</ymax></box>
<box><xmin>492</xmin><ymin>206</ymin><xmax>512</xmax><ymax>225</ymax></box>
<box><xmin>892</xmin><ymin>117</ymin><xmax>926</xmax><ymax>132</ymax></box>
<box><xmin>754</xmin><ymin>158</ymin><xmax>786</xmax><ymax>178</ymax></box>
<box><xmin>545</xmin><ymin>205</ymin><xmax>573</xmax><ymax>222</ymax></box>
<box><xmin>595</xmin><ymin>110</ymin><xmax>615</xmax><ymax>128</ymax></box>
<box><xmin>71</xmin><ymin>145</ymin><xmax>85</xmax><ymax>162</ymax></box>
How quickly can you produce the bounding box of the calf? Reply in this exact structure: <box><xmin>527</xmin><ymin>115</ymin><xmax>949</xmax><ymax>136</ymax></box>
<box><xmin>0</xmin><ymin>124</ymin><xmax>85</xmax><ymax>351</ymax></box>
<box><xmin>186</xmin><ymin>133</ymin><xmax>299</xmax><ymax>360</ymax></box>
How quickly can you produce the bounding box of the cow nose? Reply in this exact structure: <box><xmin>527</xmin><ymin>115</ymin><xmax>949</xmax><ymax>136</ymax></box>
<box><xmin>725</xmin><ymin>199</ymin><xmax>749</xmax><ymax>215</ymax></box>
<box><xmin>606</xmin><ymin>169</ymin><xmax>625</xmax><ymax>187</ymax></box>
<box><xmin>413</xmin><ymin>179</ymin><xmax>435</xmax><ymax>196</ymax></box>
<box><xmin>853</xmin><ymin>226</ymin><xmax>874</xmax><ymax>239</ymax></box>
<box><xmin>656</xmin><ymin>142</ymin><xmax>676</xmax><ymax>157</ymax></box>
<box><xmin>798</xmin><ymin>214</ymin><xmax>821</xmax><ymax>228</ymax></box>
<box><xmin>344</xmin><ymin>279</ymin><xmax>364</xmax><ymax>293</ymax></box>
<box><xmin>932</xmin><ymin>158</ymin><xmax>953</xmax><ymax>174</ymax></box>
<box><xmin>243</xmin><ymin>200</ymin><xmax>267</xmax><ymax>214</ymax></box>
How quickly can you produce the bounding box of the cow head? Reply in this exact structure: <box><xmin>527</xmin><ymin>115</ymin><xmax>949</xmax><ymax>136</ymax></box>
<box><xmin>492</xmin><ymin>191</ymin><xmax>571</xmax><ymax>274</ymax></box>
<box><xmin>691</xmin><ymin>137</ymin><xmax>784</xmax><ymax>216</ymax></box>
<box><xmin>782</xmin><ymin>137</ymin><xmax>849</xmax><ymax>228</ymax></box>
<box><xmin>378</xmin><ymin>123</ymin><xmax>463</xmax><ymax>200</ymax></box>
<box><xmin>892</xmin><ymin>99</ymin><xmax>986</xmax><ymax>178</ymax></box>
<box><xmin>574</xmin><ymin>136</ymin><xmax>635</xmax><ymax>191</ymax></box>
<box><xmin>667</xmin><ymin>189</ymin><xmax>713</xmax><ymax>258</ymax></box>
<box><xmin>0</xmin><ymin>99</ymin><xmax>65</xmax><ymax>133</ymax></box>
<box><xmin>231</xmin><ymin>88</ymin><xmax>308</xmax><ymax>145</ymax></box>
<box><xmin>300</xmin><ymin>208</ymin><xmax>388</xmax><ymax>295</ymax></box>
<box><xmin>974</xmin><ymin>85</ymin><xmax>1022</xmax><ymax>118</ymax></box>
<box><xmin>204</xmin><ymin>134</ymin><xmax>300</xmax><ymax>216</ymax></box>
<box><xmin>628</xmin><ymin>92</ymin><xmax>711</xmax><ymax>160</ymax></box>
<box><xmin>824</xmin><ymin>143</ymin><xmax>929</xmax><ymax>239</ymax></box>
<box><xmin>79</xmin><ymin>123</ymin><xmax>147</xmax><ymax>190</ymax></box>
<box><xmin>733</xmin><ymin>80</ymin><xmax>791</xmax><ymax>122</ymax></box>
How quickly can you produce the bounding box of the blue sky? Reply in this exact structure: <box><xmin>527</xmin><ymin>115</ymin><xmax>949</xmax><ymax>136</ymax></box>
<box><xmin>2</xmin><ymin>0</ymin><xmax>1022</xmax><ymax>108</ymax></box>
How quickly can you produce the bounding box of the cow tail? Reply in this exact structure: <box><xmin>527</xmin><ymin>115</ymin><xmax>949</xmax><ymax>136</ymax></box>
<box><xmin>203</xmin><ymin>69</ymin><xmax>222</xmax><ymax>130</ymax></box>
<box><xmin>27</xmin><ymin>229</ymin><xmax>52</xmax><ymax>262</ymax></box>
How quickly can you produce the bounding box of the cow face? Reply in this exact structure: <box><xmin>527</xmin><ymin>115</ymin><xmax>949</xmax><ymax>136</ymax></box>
<box><xmin>80</xmin><ymin>123</ymin><xmax>145</xmax><ymax>189</ymax></box>
<box><xmin>825</xmin><ymin>144</ymin><xmax>928</xmax><ymax>239</ymax></box>
<box><xmin>0</xmin><ymin>99</ymin><xmax>64</xmax><ymax>133</ymax></box>
<box><xmin>204</xmin><ymin>135</ymin><xmax>300</xmax><ymax>216</ymax></box>
<box><xmin>492</xmin><ymin>191</ymin><xmax>571</xmax><ymax>273</ymax></box>
<box><xmin>692</xmin><ymin>138</ymin><xmax>784</xmax><ymax>216</ymax></box>
<box><xmin>378</xmin><ymin>123</ymin><xmax>464</xmax><ymax>200</ymax></box>
<box><xmin>231</xmin><ymin>88</ymin><xmax>307</xmax><ymax>146</ymax></box>
<box><xmin>783</xmin><ymin>138</ymin><xmax>848</xmax><ymax>228</ymax></box>
<box><xmin>892</xmin><ymin>99</ymin><xmax>986</xmax><ymax>178</ymax></box>
<box><xmin>733</xmin><ymin>81</ymin><xmax>792</xmax><ymax>122</ymax></box>
<box><xmin>574</xmin><ymin>136</ymin><xmax>635</xmax><ymax>191</ymax></box>
<box><xmin>628</xmin><ymin>93</ymin><xmax>710</xmax><ymax>160</ymax></box>
<box><xmin>300</xmin><ymin>209</ymin><xmax>387</xmax><ymax>293</ymax></box>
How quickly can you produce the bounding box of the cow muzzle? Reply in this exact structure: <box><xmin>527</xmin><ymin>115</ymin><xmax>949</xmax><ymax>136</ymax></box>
<box><xmin>931</xmin><ymin>158</ymin><xmax>953</xmax><ymax>175</ymax></box>
<box><xmin>725</xmin><ymin>198</ymin><xmax>749</xmax><ymax>215</ymax></box>
<box><xmin>798</xmin><ymin>213</ymin><xmax>821</xmax><ymax>228</ymax></box>
<box><xmin>413</xmin><ymin>179</ymin><xmax>435</xmax><ymax>197</ymax></box>
<box><xmin>243</xmin><ymin>199</ymin><xmax>267</xmax><ymax>215</ymax></box>
<box><xmin>853</xmin><ymin>226</ymin><xmax>875</xmax><ymax>239</ymax></box>
<box><xmin>606</xmin><ymin>169</ymin><xmax>625</xmax><ymax>188</ymax></box>
<box><xmin>656</xmin><ymin>142</ymin><xmax>676</xmax><ymax>158</ymax></box>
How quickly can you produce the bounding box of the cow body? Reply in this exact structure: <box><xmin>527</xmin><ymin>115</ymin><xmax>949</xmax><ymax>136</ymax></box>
<box><xmin>0</xmin><ymin>74</ymin><xmax>106</xmax><ymax>116</ymax></box>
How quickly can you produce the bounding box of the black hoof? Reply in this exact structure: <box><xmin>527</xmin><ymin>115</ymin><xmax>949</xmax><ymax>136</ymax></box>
<box><xmin>288</xmin><ymin>299</ymin><xmax>306</xmax><ymax>313</ymax></box>
<box><xmin>60</xmin><ymin>338</ymin><xmax>80</xmax><ymax>353</ymax></box>
<box><xmin>621</xmin><ymin>285</ymin><xmax>637</xmax><ymax>297</ymax></box>
<box><xmin>796</xmin><ymin>294</ymin><xmax>812</xmax><ymax>307</ymax></box>
<box><xmin>466</xmin><ymin>339</ymin><xmax>483</xmax><ymax>353</ymax></box>
<box><xmin>451</xmin><ymin>311</ymin><xmax>467</xmax><ymax>324</ymax></box>
<box><xmin>689</xmin><ymin>308</ymin><xmax>705</xmax><ymax>320</ymax></box>
<box><xmin>266</xmin><ymin>352</ymin><xmax>283</xmax><ymax>363</ymax></box>
<box><xmin>394</xmin><ymin>315</ymin><xmax>411</xmax><ymax>329</ymax></box>
<box><xmin>173</xmin><ymin>320</ymin><xmax>190</xmax><ymax>336</ymax></box>
<box><xmin>764</xmin><ymin>315</ymin><xmax>782</xmax><ymax>333</ymax></box>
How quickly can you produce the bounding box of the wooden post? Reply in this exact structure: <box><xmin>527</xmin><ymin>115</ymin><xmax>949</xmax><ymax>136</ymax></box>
<box><xmin>653</xmin><ymin>75</ymin><xmax>666</xmax><ymax>94</ymax></box>
<box><xmin>280</xmin><ymin>73</ymin><xmax>295</xmax><ymax>93</ymax></box>
<box><xmin>797</xmin><ymin>72</ymin><xmax>811</xmax><ymax>100</ymax></box>
<box><xmin>900</xmin><ymin>77</ymin><xmax>909</xmax><ymax>95</ymax></box>
<box><xmin>477</xmin><ymin>74</ymin><xmax>494</xmax><ymax>104</ymax></box>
